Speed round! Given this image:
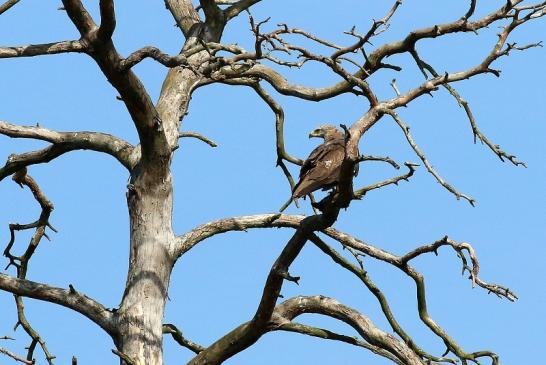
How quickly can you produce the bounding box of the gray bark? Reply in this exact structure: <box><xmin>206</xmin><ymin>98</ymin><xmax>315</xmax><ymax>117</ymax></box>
<box><xmin>115</xmin><ymin>166</ymin><xmax>176</xmax><ymax>365</ymax></box>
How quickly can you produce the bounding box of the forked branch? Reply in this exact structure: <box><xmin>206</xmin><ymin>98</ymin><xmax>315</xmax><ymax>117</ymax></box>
<box><xmin>0</xmin><ymin>120</ymin><xmax>136</xmax><ymax>179</ymax></box>
<box><xmin>178</xmin><ymin>212</ymin><xmax>515</xmax><ymax>364</ymax></box>
<box><xmin>1</xmin><ymin>168</ymin><xmax>116</xmax><ymax>364</ymax></box>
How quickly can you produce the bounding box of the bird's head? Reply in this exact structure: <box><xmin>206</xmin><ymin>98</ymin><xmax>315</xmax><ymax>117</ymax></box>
<box><xmin>309</xmin><ymin>124</ymin><xmax>342</xmax><ymax>140</ymax></box>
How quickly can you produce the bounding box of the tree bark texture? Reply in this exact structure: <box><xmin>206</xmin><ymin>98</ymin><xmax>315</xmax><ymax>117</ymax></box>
<box><xmin>115</xmin><ymin>166</ymin><xmax>176</xmax><ymax>365</ymax></box>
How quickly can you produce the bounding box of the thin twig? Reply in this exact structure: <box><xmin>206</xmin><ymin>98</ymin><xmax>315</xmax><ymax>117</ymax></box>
<box><xmin>383</xmin><ymin>109</ymin><xmax>476</xmax><ymax>206</ymax></box>
<box><xmin>163</xmin><ymin>324</ymin><xmax>205</xmax><ymax>354</ymax></box>
<box><xmin>179</xmin><ymin>131</ymin><xmax>217</xmax><ymax>147</ymax></box>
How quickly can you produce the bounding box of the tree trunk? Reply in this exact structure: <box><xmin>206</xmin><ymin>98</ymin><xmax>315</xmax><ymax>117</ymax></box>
<box><xmin>115</xmin><ymin>165</ymin><xmax>175</xmax><ymax>365</ymax></box>
<box><xmin>110</xmin><ymin>22</ymin><xmax>222</xmax><ymax>364</ymax></box>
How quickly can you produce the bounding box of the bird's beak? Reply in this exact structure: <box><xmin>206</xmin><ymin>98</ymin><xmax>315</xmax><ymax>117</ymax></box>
<box><xmin>309</xmin><ymin>131</ymin><xmax>321</xmax><ymax>139</ymax></box>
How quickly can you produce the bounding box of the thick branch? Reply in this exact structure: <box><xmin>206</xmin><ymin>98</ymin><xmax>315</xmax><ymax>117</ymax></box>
<box><xmin>62</xmin><ymin>0</ymin><xmax>170</xmax><ymax>164</ymax></box>
<box><xmin>163</xmin><ymin>0</ymin><xmax>200</xmax><ymax>37</ymax></box>
<box><xmin>224</xmin><ymin>0</ymin><xmax>262</xmax><ymax>20</ymax></box>
<box><xmin>0</xmin><ymin>0</ymin><xmax>19</xmax><ymax>15</ymax></box>
<box><xmin>61</xmin><ymin>0</ymin><xmax>97</xmax><ymax>36</ymax></box>
<box><xmin>384</xmin><ymin>6</ymin><xmax>546</xmax><ymax>110</ymax></box>
<box><xmin>177</xmin><ymin>212</ymin><xmax>514</xmax><ymax>364</ymax></box>
<box><xmin>188</xmin><ymin>206</ymin><xmax>341</xmax><ymax>365</ymax></box>
<box><xmin>0</xmin><ymin>144</ymin><xmax>76</xmax><ymax>181</ymax></box>
<box><xmin>220</xmin><ymin>64</ymin><xmax>357</xmax><ymax>101</ymax></box>
<box><xmin>0</xmin><ymin>40</ymin><xmax>85</xmax><ymax>59</ymax></box>
<box><xmin>271</xmin><ymin>296</ymin><xmax>425</xmax><ymax>364</ymax></box>
<box><xmin>0</xmin><ymin>275</ymin><xmax>116</xmax><ymax>336</ymax></box>
<box><xmin>199</xmin><ymin>0</ymin><xmax>223</xmax><ymax>25</ymax></box>
<box><xmin>0</xmin><ymin>121</ymin><xmax>136</xmax><ymax>177</ymax></box>
<box><xmin>97</xmin><ymin>0</ymin><xmax>116</xmax><ymax>40</ymax></box>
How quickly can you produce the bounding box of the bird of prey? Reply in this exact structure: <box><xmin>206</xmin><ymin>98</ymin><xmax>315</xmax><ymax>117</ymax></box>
<box><xmin>292</xmin><ymin>124</ymin><xmax>355</xmax><ymax>200</ymax></box>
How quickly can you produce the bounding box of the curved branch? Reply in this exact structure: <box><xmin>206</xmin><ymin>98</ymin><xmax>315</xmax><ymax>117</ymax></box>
<box><xmin>0</xmin><ymin>144</ymin><xmax>74</xmax><ymax>181</ymax></box>
<box><xmin>0</xmin><ymin>0</ymin><xmax>19</xmax><ymax>16</ymax></box>
<box><xmin>62</xmin><ymin>0</ymin><xmax>170</xmax><ymax>164</ymax></box>
<box><xmin>409</xmin><ymin>48</ymin><xmax>527</xmax><ymax>167</ymax></box>
<box><xmin>119</xmin><ymin>46</ymin><xmax>191</xmax><ymax>71</ymax></box>
<box><xmin>309</xmin><ymin>234</ymin><xmax>457</xmax><ymax>364</ymax></box>
<box><xmin>354</xmin><ymin>162</ymin><xmax>418</xmax><ymax>199</ymax></box>
<box><xmin>163</xmin><ymin>324</ymin><xmax>204</xmax><ymax>354</ymax></box>
<box><xmin>175</xmin><ymin>213</ymin><xmax>298</xmax><ymax>256</ymax></box>
<box><xmin>271</xmin><ymin>296</ymin><xmax>425</xmax><ymax>364</ymax></box>
<box><xmin>179</xmin><ymin>131</ymin><xmax>217</xmax><ymax>147</ymax></box>
<box><xmin>177</xmin><ymin>212</ymin><xmax>514</xmax><ymax>365</ymax></box>
<box><xmin>383</xmin><ymin>5</ymin><xmax>546</xmax><ymax>110</ymax></box>
<box><xmin>276</xmin><ymin>322</ymin><xmax>404</xmax><ymax>365</ymax></box>
<box><xmin>0</xmin><ymin>274</ymin><xmax>116</xmax><ymax>336</ymax></box>
<box><xmin>0</xmin><ymin>120</ymin><xmax>136</xmax><ymax>177</ymax></box>
<box><xmin>220</xmin><ymin>64</ymin><xmax>358</xmax><ymax>101</ymax></box>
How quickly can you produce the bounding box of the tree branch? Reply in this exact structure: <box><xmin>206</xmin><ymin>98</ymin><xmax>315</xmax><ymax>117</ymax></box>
<box><xmin>1</xmin><ymin>170</ymin><xmax>117</xmax><ymax>358</ymax></box>
<box><xmin>0</xmin><ymin>346</ymin><xmax>33</xmax><ymax>365</ymax></box>
<box><xmin>97</xmin><ymin>0</ymin><xmax>116</xmax><ymax>41</ymax></box>
<box><xmin>0</xmin><ymin>144</ymin><xmax>75</xmax><ymax>182</ymax></box>
<box><xmin>163</xmin><ymin>324</ymin><xmax>204</xmax><ymax>354</ymax></box>
<box><xmin>409</xmin><ymin>47</ymin><xmax>527</xmax><ymax>167</ymax></box>
<box><xmin>0</xmin><ymin>0</ymin><xmax>19</xmax><ymax>16</ymax></box>
<box><xmin>224</xmin><ymin>0</ymin><xmax>261</xmax><ymax>21</ymax></box>
<box><xmin>163</xmin><ymin>0</ymin><xmax>200</xmax><ymax>37</ymax></box>
<box><xmin>0</xmin><ymin>120</ymin><xmax>136</xmax><ymax>177</ymax></box>
<box><xmin>309</xmin><ymin>234</ymin><xmax>458</xmax><ymax>364</ymax></box>
<box><xmin>62</xmin><ymin>0</ymin><xmax>170</xmax><ymax>164</ymax></box>
<box><xmin>381</xmin><ymin>109</ymin><xmax>476</xmax><ymax>205</ymax></box>
<box><xmin>177</xmin><ymin>211</ymin><xmax>515</xmax><ymax>365</ymax></box>
<box><xmin>187</xmin><ymin>204</ymin><xmax>342</xmax><ymax>365</ymax></box>
<box><xmin>0</xmin><ymin>274</ymin><xmax>116</xmax><ymax>336</ymax></box>
<box><xmin>0</xmin><ymin>40</ymin><xmax>85</xmax><ymax>59</ymax></box>
<box><xmin>2</xmin><ymin>169</ymin><xmax>58</xmax><ymax>363</ymax></box>
<box><xmin>179</xmin><ymin>131</ymin><xmax>217</xmax><ymax>147</ymax></box>
<box><xmin>271</xmin><ymin>296</ymin><xmax>425</xmax><ymax>365</ymax></box>
<box><xmin>199</xmin><ymin>0</ymin><xmax>222</xmax><ymax>25</ymax></box>
<box><xmin>276</xmin><ymin>322</ymin><xmax>404</xmax><ymax>365</ymax></box>
<box><xmin>218</xmin><ymin>64</ymin><xmax>357</xmax><ymax>101</ymax></box>
<box><xmin>354</xmin><ymin>162</ymin><xmax>418</xmax><ymax>199</ymax></box>
<box><xmin>61</xmin><ymin>0</ymin><xmax>97</xmax><ymax>36</ymax></box>
<box><xmin>383</xmin><ymin>4</ymin><xmax>546</xmax><ymax>110</ymax></box>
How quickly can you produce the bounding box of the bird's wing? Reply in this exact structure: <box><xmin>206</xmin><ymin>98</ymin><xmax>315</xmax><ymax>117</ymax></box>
<box><xmin>292</xmin><ymin>139</ymin><xmax>345</xmax><ymax>198</ymax></box>
<box><xmin>299</xmin><ymin>139</ymin><xmax>343</xmax><ymax>178</ymax></box>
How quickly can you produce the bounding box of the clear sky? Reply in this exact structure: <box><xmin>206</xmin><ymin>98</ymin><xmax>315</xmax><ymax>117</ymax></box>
<box><xmin>1</xmin><ymin>1</ymin><xmax>545</xmax><ymax>364</ymax></box>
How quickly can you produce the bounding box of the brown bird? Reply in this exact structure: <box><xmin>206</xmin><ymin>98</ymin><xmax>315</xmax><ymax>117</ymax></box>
<box><xmin>292</xmin><ymin>125</ymin><xmax>353</xmax><ymax>199</ymax></box>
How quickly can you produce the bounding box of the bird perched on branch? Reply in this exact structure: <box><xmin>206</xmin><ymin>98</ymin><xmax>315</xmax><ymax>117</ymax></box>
<box><xmin>292</xmin><ymin>124</ymin><xmax>356</xmax><ymax>200</ymax></box>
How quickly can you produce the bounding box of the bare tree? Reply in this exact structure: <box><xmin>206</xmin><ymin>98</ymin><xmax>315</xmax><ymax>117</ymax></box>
<box><xmin>1</xmin><ymin>1</ymin><xmax>544</xmax><ymax>364</ymax></box>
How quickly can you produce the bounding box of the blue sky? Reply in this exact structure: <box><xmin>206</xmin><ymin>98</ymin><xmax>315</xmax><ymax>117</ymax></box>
<box><xmin>1</xmin><ymin>1</ymin><xmax>545</xmax><ymax>364</ymax></box>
